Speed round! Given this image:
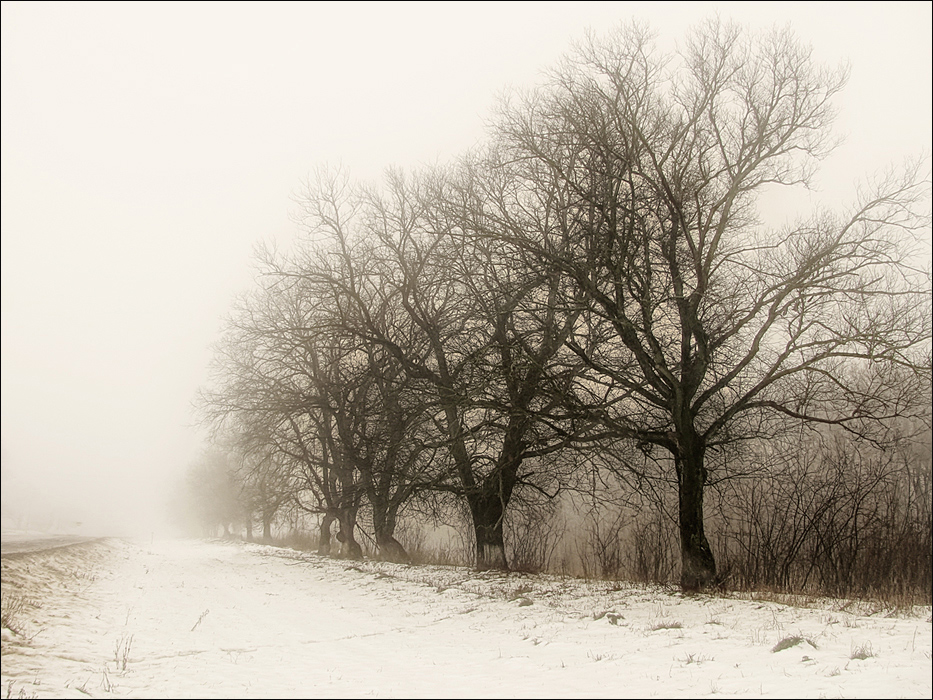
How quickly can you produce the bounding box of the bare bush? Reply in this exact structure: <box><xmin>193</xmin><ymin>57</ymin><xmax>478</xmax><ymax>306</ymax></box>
<box><xmin>624</xmin><ymin>502</ymin><xmax>679</xmax><ymax>585</ymax></box>
<box><xmin>714</xmin><ymin>429</ymin><xmax>932</xmax><ymax>603</ymax></box>
<box><xmin>580</xmin><ymin>507</ymin><xmax>628</xmax><ymax>580</ymax></box>
<box><xmin>505</xmin><ymin>493</ymin><xmax>564</xmax><ymax>573</ymax></box>
<box><xmin>1</xmin><ymin>592</ymin><xmax>30</xmax><ymax>636</ymax></box>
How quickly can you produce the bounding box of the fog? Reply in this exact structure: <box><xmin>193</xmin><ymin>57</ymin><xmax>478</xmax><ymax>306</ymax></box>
<box><xmin>1</xmin><ymin>2</ymin><xmax>930</xmax><ymax>537</ymax></box>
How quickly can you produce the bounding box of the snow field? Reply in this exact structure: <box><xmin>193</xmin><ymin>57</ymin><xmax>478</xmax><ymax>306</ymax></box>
<box><xmin>1</xmin><ymin>538</ymin><xmax>930</xmax><ymax>698</ymax></box>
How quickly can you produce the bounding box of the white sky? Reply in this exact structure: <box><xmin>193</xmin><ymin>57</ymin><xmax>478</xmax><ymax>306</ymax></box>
<box><xmin>2</xmin><ymin>1</ymin><xmax>931</xmax><ymax>535</ymax></box>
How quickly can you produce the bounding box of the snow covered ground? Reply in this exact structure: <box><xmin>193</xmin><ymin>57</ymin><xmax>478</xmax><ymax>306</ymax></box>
<box><xmin>1</xmin><ymin>538</ymin><xmax>930</xmax><ymax>698</ymax></box>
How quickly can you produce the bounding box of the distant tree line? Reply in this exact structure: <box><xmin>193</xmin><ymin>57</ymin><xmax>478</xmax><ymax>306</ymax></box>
<box><xmin>190</xmin><ymin>19</ymin><xmax>931</xmax><ymax>596</ymax></box>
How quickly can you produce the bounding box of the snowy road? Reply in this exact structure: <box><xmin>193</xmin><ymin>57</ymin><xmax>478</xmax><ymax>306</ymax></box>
<box><xmin>1</xmin><ymin>538</ymin><xmax>930</xmax><ymax>698</ymax></box>
<box><xmin>1</xmin><ymin>534</ymin><xmax>100</xmax><ymax>556</ymax></box>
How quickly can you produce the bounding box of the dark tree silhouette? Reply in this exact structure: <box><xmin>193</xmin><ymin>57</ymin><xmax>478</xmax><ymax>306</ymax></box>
<box><xmin>480</xmin><ymin>20</ymin><xmax>931</xmax><ymax>589</ymax></box>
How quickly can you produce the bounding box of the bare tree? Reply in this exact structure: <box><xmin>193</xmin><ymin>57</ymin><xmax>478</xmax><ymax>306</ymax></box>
<box><xmin>199</xmin><ymin>271</ymin><xmax>363</xmax><ymax>557</ymax></box>
<box><xmin>182</xmin><ymin>447</ymin><xmax>245</xmax><ymax>538</ymax></box>
<box><xmin>233</xmin><ymin>441</ymin><xmax>296</xmax><ymax>543</ymax></box>
<box><xmin>201</xmin><ymin>219</ymin><xmax>444</xmax><ymax>561</ymax></box>
<box><xmin>288</xmin><ymin>167</ymin><xmax>583</xmax><ymax>570</ymax></box>
<box><xmin>483</xmin><ymin>20</ymin><xmax>931</xmax><ymax>589</ymax></box>
<box><xmin>350</xmin><ymin>346</ymin><xmax>440</xmax><ymax>563</ymax></box>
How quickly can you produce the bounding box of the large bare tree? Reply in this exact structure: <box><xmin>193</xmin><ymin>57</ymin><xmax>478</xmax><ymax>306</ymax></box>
<box><xmin>481</xmin><ymin>20</ymin><xmax>931</xmax><ymax>589</ymax></box>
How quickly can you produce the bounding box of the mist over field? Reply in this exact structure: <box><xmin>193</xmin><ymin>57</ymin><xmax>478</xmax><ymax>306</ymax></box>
<box><xmin>2</xmin><ymin>3</ymin><xmax>930</xmax><ymax>540</ymax></box>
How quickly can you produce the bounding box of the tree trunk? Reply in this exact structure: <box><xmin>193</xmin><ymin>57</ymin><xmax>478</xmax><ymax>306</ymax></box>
<box><xmin>468</xmin><ymin>491</ymin><xmax>508</xmax><ymax>571</ymax></box>
<box><xmin>336</xmin><ymin>507</ymin><xmax>363</xmax><ymax>560</ymax></box>
<box><xmin>245</xmin><ymin>519</ymin><xmax>253</xmax><ymax>541</ymax></box>
<box><xmin>466</xmin><ymin>423</ymin><xmax>526</xmax><ymax>572</ymax></box>
<box><xmin>676</xmin><ymin>446</ymin><xmax>717</xmax><ymax>591</ymax></box>
<box><xmin>375</xmin><ymin>532</ymin><xmax>410</xmax><ymax>563</ymax></box>
<box><xmin>262</xmin><ymin>510</ymin><xmax>273</xmax><ymax>543</ymax></box>
<box><xmin>318</xmin><ymin>513</ymin><xmax>335</xmax><ymax>555</ymax></box>
<box><xmin>372</xmin><ymin>505</ymin><xmax>409</xmax><ymax>563</ymax></box>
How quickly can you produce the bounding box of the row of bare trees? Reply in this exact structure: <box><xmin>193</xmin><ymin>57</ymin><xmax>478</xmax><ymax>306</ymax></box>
<box><xmin>194</xmin><ymin>19</ymin><xmax>931</xmax><ymax>591</ymax></box>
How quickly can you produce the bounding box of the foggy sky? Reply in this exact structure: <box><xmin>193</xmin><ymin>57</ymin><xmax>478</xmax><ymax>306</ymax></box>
<box><xmin>2</xmin><ymin>2</ymin><xmax>930</xmax><ymax>536</ymax></box>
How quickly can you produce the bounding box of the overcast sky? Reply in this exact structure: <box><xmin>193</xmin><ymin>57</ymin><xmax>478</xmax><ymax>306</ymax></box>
<box><xmin>2</xmin><ymin>1</ymin><xmax>930</xmax><ymax>535</ymax></box>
